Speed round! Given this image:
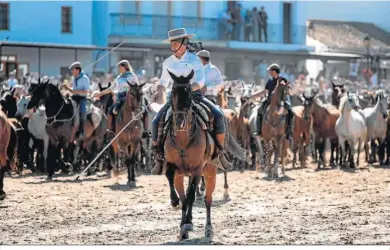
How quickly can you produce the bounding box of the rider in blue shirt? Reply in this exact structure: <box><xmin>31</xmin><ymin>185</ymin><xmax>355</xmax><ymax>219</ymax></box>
<box><xmin>63</xmin><ymin>62</ymin><xmax>90</xmax><ymax>139</ymax></box>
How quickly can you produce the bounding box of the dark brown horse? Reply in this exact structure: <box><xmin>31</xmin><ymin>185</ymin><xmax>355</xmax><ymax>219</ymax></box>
<box><xmin>261</xmin><ymin>78</ymin><xmax>289</xmax><ymax>178</ymax></box>
<box><xmin>0</xmin><ymin>110</ymin><xmax>18</xmax><ymax>200</ymax></box>
<box><xmin>291</xmin><ymin>92</ymin><xmax>315</xmax><ymax>169</ymax></box>
<box><xmin>108</xmin><ymin>81</ymin><xmax>146</xmax><ymax>187</ymax></box>
<box><xmin>332</xmin><ymin>82</ymin><xmax>346</xmax><ymax>108</ymax></box>
<box><xmin>311</xmin><ymin>96</ymin><xmax>340</xmax><ymax>168</ymax></box>
<box><xmin>26</xmin><ymin>82</ymin><xmax>105</xmax><ymax>180</ymax></box>
<box><xmin>164</xmin><ymin>70</ymin><xmax>216</xmax><ymax>241</ymax></box>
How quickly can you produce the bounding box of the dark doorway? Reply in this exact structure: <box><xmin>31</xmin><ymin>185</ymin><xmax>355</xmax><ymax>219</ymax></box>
<box><xmin>283</xmin><ymin>2</ymin><xmax>292</xmax><ymax>44</ymax></box>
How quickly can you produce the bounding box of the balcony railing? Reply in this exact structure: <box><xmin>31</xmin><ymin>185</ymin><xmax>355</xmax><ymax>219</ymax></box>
<box><xmin>110</xmin><ymin>14</ymin><xmax>307</xmax><ymax>45</ymax></box>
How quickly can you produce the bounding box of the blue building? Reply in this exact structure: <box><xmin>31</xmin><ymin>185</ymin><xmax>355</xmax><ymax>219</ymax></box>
<box><xmin>2</xmin><ymin>0</ymin><xmax>379</xmax><ymax>82</ymax></box>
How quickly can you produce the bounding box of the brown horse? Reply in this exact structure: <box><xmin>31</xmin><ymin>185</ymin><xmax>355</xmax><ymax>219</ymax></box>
<box><xmin>261</xmin><ymin>78</ymin><xmax>289</xmax><ymax>178</ymax></box>
<box><xmin>291</xmin><ymin>92</ymin><xmax>315</xmax><ymax>169</ymax></box>
<box><xmin>0</xmin><ymin>110</ymin><xmax>18</xmax><ymax>200</ymax></box>
<box><xmin>109</xmin><ymin>81</ymin><xmax>146</xmax><ymax>187</ymax></box>
<box><xmin>311</xmin><ymin>96</ymin><xmax>340</xmax><ymax>168</ymax></box>
<box><xmin>164</xmin><ymin>70</ymin><xmax>216</xmax><ymax>241</ymax></box>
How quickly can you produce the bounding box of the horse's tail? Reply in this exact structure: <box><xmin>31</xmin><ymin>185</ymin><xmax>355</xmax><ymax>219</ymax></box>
<box><xmin>0</xmin><ymin>113</ymin><xmax>11</xmax><ymax>168</ymax></box>
<box><xmin>224</xmin><ymin>116</ymin><xmax>247</xmax><ymax>161</ymax></box>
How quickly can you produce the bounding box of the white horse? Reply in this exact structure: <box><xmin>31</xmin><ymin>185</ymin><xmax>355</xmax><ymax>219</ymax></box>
<box><xmin>335</xmin><ymin>93</ymin><xmax>367</xmax><ymax>168</ymax></box>
<box><xmin>358</xmin><ymin>91</ymin><xmax>389</xmax><ymax>164</ymax></box>
<box><xmin>16</xmin><ymin>96</ymin><xmax>49</xmax><ymax>172</ymax></box>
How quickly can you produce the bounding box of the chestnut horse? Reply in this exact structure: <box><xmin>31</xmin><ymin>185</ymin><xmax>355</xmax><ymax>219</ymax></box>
<box><xmin>0</xmin><ymin>110</ymin><xmax>18</xmax><ymax>200</ymax></box>
<box><xmin>261</xmin><ymin>78</ymin><xmax>289</xmax><ymax>178</ymax></box>
<box><xmin>311</xmin><ymin>96</ymin><xmax>340</xmax><ymax>168</ymax></box>
<box><xmin>291</xmin><ymin>91</ymin><xmax>315</xmax><ymax>169</ymax></box>
<box><xmin>108</xmin><ymin>81</ymin><xmax>146</xmax><ymax>187</ymax></box>
<box><xmin>164</xmin><ymin>70</ymin><xmax>216</xmax><ymax>241</ymax></box>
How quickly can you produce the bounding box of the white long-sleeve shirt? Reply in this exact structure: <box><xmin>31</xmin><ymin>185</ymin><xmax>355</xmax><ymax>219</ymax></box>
<box><xmin>159</xmin><ymin>51</ymin><xmax>205</xmax><ymax>92</ymax></box>
<box><xmin>203</xmin><ymin>63</ymin><xmax>224</xmax><ymax>96</ymax></box>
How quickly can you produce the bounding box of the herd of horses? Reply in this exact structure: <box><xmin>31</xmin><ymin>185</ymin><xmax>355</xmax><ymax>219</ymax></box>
<box><xmin>0</xmin><ymin>73</ymin><xmax>390</xmax><ymax>241</ymax></box>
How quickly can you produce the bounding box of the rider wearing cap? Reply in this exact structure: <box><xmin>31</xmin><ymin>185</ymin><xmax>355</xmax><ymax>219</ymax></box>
<box><xmin>250</xmin><ymin>63</ymin><xmax>293</xmax><ymax>139</ymax></box>
<box><xmin>150</xmin><ymin>28</ymin><xmax>229</xmax><ymax>175</ymax></box>
<box><xmin>63</xmin><ymin>61</ymin><xmax>90</xmax><ymax>139</ymax></box>
<box><xmin>93</xmin><ymin>60</ymin><xmax>149</xmax><ymax>136</ymax></box>
<box><xmin>196</xmin><ymin>50</ymin><xmax>224</xmax><ymax>99</ymax></box>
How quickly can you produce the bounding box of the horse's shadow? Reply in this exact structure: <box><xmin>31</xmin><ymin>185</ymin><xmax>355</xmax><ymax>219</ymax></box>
<box><xmin>23</xmin><ymin>177</ymin><xmax>102</xmax><ymax>185</ymax></box>
<box><xmin>163</xmin><ymin>238</ymin><xmax>223</xmax><ymax>245</ymax></box>
<box><xmin>103</xmin><ymin>183</ymin><xmax>143</xmax><ymax>192</ymax></box>
<box><xmin>261</xmin><ymin>175</ymin><xmax>295</xmax><ymax>182</ymax></box>
<box><xmin>193</xmin><ymin>197</ymin><xmax>230</xmax><ymax>208</ymax></box>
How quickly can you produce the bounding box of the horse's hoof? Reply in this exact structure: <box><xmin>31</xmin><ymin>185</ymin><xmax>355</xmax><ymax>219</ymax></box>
<box><xmin>46</xmin><ymin>176</ymin><xmax>53</xmax><ymax>181</ymax></box>
<box><xmin>0</xmin><ymin>192</ymin><xmax>6</xmax><ymax>200</ymax></box>
<box><xmin>178</xmin><ymin>230</ymin><xmax>189</xmax><ymax>241</ymax></box>
<box><xmin>106</xmin><ymin>170</ymin><xmax>112</xmax><ymax>179</ymax></box>
<box><xmin>183</xmin><ymin>223</ymin><xmax>193</xmax><ymax>231</ymax></box>
<box><xmin>171</xmin><ymin>200</ymin><xmax>181</xmax><ymax>210</ymax></box>
<box><xmin>223</xmin><ymin>189</ymin><xmax>230</xmax><ymax>201</ymax></box>
<box><xmin>127</xmin><ymin>181</ymin><xmax>136</xmax><ymax>187</ymax></box>
<box><xmin>205</xmin><ymin>226</ymin><xmax>213</xmax><ymax>242</ymax></box>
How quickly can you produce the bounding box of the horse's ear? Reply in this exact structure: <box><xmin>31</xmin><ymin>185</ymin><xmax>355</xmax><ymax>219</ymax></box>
<box><xmin>98</xmin><ymin>82</ymin><xmax>102</xmax><ymax>90</ymax></box>
<box><xmin>187</xmin><ymin>70</ymin><xmax>195</xmax><ymax>80</ymax></box>
<box><xmin>10</xmin><ymin>87</ymin><xmax>16</xmax><ymax>96</ymax></box>
<box><xmin>332</xmin><ymin>81</ymin><xmax>336</xmax><ymax>88</ymax></box>
<box><xmin>139</xmin><ymin>82</ymin><xmax>147</xmax><ymax>89</ymax></box>
<box><xmin>108</xmin><ymin>82</ymin><xmax>111</xmax><ymax>88</ymax></box>
<box><xmin>167</xmin><ymin>70</ymin><xmax>178</xmax><ymax>83</ymax></box>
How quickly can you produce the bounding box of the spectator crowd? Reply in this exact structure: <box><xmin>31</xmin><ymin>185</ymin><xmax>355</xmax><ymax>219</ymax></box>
<box><xmin>221</xmin><ymin>1</ymin><xmax>268</xmax><ymax>42</ymax></box>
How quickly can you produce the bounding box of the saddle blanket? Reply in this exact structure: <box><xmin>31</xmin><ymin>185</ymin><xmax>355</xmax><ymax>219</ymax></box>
<box><xmin>165</xmin><ymin>101</ymin><xmax>213</xmax><ymax>130</ymax></box>
<box><xmin>71</xmin><ymin>99</ymin><xmax>102</xmax><ymax>130</ymax></box>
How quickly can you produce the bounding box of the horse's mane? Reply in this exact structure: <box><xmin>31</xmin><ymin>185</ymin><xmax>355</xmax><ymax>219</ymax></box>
<box><xmin>338</xmin><ymin>95</ymin><xmax>349</xmax><ymax>114</ymax></box>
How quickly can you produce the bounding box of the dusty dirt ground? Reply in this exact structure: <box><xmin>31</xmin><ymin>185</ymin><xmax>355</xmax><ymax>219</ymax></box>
<box><xmin>1</xmin><ymin>155</ymin><xmax>390</xmax><ymax>245</ymax></box>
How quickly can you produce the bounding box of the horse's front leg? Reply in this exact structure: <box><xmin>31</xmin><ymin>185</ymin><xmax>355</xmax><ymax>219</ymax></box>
<box><xmin>339</xmin><ymin>137</ymin><xmax>346</xmax><ymax>168</ymax></box>
<box><xmin>43</xmin><ymin>136</ymin><xmax>49</xmax><ymax>173</ymax></box>
<box><xmin>0</xmin><ymin>166</ymin><xmax>6</xmax><ymax>200</ymax></box>
<box><xmin>378</xmin><ymin>138</ymin><xmax>385</xmax><ymax>165</ymax></box>
<box><xmin>203</xmin><ymin>162</ymin><xmax>217</xmax><ymax>241</ymax></box>
<box><xmin>349</xmin><ymin>139</ymin><xmax>357</xmax><ymax>169</ymax></box>
<box><xmin>184</xmin><ymin>175</ymin><xmax>199</xmax><ymax>232</ymax></box>
<box><xmin>127</xmin><ymin>152</ymin><xmax>137</xmax><ymax>188</ymax></box>
<box><xmin>166</xmin><ymin>163</ymin><xmax>180</xmax><ymax>208</ymax></box>
<box><xmin>292</xmin><ymin>140</ymin><xmax>298</xmax><ymax>169</ymax></box>
<box><xmin>273</xmin><ymin>140</ymin><xmax>280</xmax><ymax>178</ymax></box>
<box><xmin>174</xmin><ymin>171</ymin><xmax>188</xmax><ymax>240</ymax></box>
<box><xmin>46</xmin><ymin>142</ymin><xmax>57</xmax><ymax>180</ymax></box>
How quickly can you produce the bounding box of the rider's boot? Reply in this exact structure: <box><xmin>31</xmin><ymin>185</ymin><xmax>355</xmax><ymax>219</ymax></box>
<box><xmin>254</xmin><ymin>113</ymin><xmax>263</xmax><ymax>136</ymax></box>
<box><xmin>216</xmin><ymin>133</ymin><xmax>232</xmax><ymax>170</ymax></box>
<box><xmin>150</xmin><ymin>141</ymin><xmax>164</xmax><ymax>175</ymax></box>
<box><xmin>142</xmin><ymin>115</ymin><xmax>151</xmax><ymax>139</ymax></box>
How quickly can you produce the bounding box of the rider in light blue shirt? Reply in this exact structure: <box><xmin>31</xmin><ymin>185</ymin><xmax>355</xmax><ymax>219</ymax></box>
<box><xmin>63</xmin><ymin>61</ymin><xmax>90</xmax><ymax>139</ymax></box>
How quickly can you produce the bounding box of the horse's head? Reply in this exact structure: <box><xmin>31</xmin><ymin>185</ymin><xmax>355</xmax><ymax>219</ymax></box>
<box><xmin>302</xmin><ymin>90</ymin><xmax>316</xmax><ymax>121</ymax></box>
<box><xmin>376</xmin><ymin>91</ymin><xmax>389</xmax><ymax>119</ymax></box>
<box><xmin>346</xmin><ymin>92</ymin><xmax>361</xmax><ymax>111</ymax></box>
<box><xmin>26</xmin><ymin>80</ymin><xmax>53</xmax><ymax>110</ymax></box>
<box><xmin>169</xmin><ymin>70</ymin><xmax>194</xmax><ymax>131</ymax></box>
<box><xmin>126</xmin><ymin>80</ymin><xmax>146</xmax><ymax>120</ymax></box>
<box><xmin>332</xmin><ymin>81</ymin><xmax>346</xmax><ymax>106</ymax></box>
<box><xmin>273</xmin><ymin>77</ymin><xmax>289</xmax><ymax>115</ymax></box>
<box><xmin>16</xmin><ymin>95</ymin><xmax>31</xmax><ymax>118</ymax></box>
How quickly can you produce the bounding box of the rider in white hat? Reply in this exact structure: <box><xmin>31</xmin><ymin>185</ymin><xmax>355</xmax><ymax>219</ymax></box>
<box><xmin>150</xmin><ymin>28</ymin><xmax>230</xmax><ymax>174</ymax></box>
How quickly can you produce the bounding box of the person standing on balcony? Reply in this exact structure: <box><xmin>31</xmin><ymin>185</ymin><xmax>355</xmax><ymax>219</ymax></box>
<box><xmin>196</xmin><ymin>50</ymin><xmax>224</xmax><ymax>99</ymax></box>
<box><xmin>150</xmin><ymin>28</ymin><xmax>230</xmax><ymax>175</ymax></box>
<box><xmin>259</xmin><ymin>6</ymin><xmax>268</xmax><ymax>42</ymax></box>
<box><xmin>251</xmin><ymin>7</ymin><xmax>260</xmax><ymax>42</ymax></box>
<box><xmin>231</xmin><ymin>4</ymin><xmax>242</xmax><ymax>41</ymax></box>
<box><xmin>244</xmin><ymin>9</ymin><xmax>253</xmax><ymax>41</ymax></box>
<box><xmin>220</xmin><ymin>9</ymin><xmax>233</xmax><ymax>40</ymax></box>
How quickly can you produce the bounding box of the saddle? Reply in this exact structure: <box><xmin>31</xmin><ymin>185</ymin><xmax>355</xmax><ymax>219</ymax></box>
<box><xmin>70</xmin><ymin>99</ymin><xmax>103</xmax><ymax>130</ymax></box>
<box><xmin>157</xmin><ymin>100</ymin><xmax>215</xmax><ymax>158</ymax></box>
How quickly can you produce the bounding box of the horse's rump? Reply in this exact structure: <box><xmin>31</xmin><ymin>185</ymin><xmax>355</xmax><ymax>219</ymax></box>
<box><xmin>0</xmin><ymin>111</ymin><xmax>11</xmax><ymax>167</ymax></box>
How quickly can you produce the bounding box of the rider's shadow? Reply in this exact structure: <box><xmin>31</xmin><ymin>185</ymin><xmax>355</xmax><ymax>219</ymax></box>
<box><xmin>260</xmin><ymin>175</ymin><xmax>295</xmax><ymax>182</ymax></box>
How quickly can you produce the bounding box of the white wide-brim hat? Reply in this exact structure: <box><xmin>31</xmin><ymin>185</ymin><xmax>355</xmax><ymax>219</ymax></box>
<box><xmin>163</xmin><ymin>28</ymin><xmax>195</xmax><ymax>43</ymax></box>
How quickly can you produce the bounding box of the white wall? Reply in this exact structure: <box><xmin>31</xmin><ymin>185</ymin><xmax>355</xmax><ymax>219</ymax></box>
<box><xmin>2</xmin><ymin>47</ymin><xmax>93</xmax><ymax>76</ymax></box>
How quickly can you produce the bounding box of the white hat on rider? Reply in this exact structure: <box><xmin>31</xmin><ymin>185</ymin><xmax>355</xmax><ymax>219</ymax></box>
<box><xmin>163</xmin><ymin>28</ymin><xmax>195</xmax><ymax>43</ymax></box>
<box><xmin>69</xmin><ymin>61</ymin><xmax>82</xmax><ymax>70</ymax></box>
<box><xmin>196</xmin><ymin>50</ymin><xmax>210</xmax><ymax>58</ymax></box>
